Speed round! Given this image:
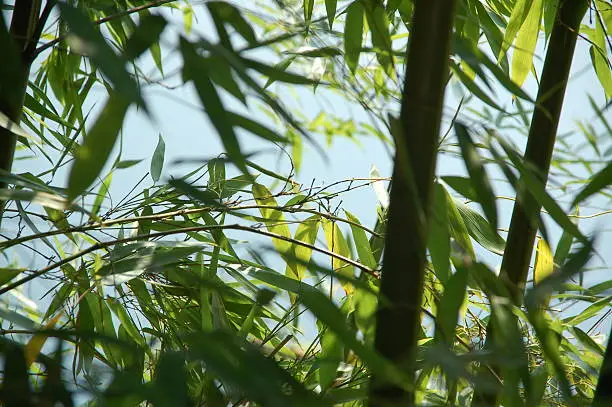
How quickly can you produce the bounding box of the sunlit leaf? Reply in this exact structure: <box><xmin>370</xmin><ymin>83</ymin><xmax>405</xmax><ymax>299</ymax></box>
<box><xmin>286</xmin><ymin>215</ymin><xmax>320</xmax><ymax>280</ymax></box>
<box><xmin>252</xmin><ymin>183</ymin><xmax>292</xmax><ymax>259</ymax></box>
<box><xmin>511</xmin><ymin>0</ymin><xmax>542</xmax><ymax>86</ymax></box>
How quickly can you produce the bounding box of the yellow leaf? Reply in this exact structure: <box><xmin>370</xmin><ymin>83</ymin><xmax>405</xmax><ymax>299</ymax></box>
<box><xmin>24</xmin><ymin>313</ymin><xmax>63</xmax><ymax>367</ymax></box>
<box><xmin>511</xmin><ymin>0</ymin><xmax>543</xmax><ymax>86</ymax></box>
<box><xmin>322</xmin><ymin>219</ymin><xmax>354</xmax><ymax>294</ymax></box>
<box><xmin>534</xmin><ymin>237</ymin><xmax>553</xmax><ymax>285</ymax></box>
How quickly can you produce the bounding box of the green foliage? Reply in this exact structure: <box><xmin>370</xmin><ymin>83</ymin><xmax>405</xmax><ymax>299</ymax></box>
<box><xmin>0</xmin><ymin>0</ymin><xmax>611</xmax><ymax>406</ymax></box>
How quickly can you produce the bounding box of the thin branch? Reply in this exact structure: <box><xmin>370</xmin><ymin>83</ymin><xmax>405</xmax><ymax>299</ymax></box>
<box><xmin>0</xmin><ymin>223</ymin><xmax>377</xmax><ymax>296</ymax></box>
<box><xmin>33</xmin><ymin>0</ymin><xmax>177</xmax><ymax>57</ymax></box>
<box><xmin>0</xmin><ymin>204</ymin><xmax>381</xmax><ymax>250</ymax></box>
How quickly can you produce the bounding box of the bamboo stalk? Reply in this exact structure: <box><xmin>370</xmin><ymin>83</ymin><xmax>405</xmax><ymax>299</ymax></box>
<box><xmin>368</xmin><ymin>2</ymin><xmax>457</xmax><ymax>406</ymax></box>
<box><xmin>0</xmin><ymin>0</ymin><xmax>46</xmax><ymax>224</ymax></box>
<box><xmin>592</xmin><ymin>323</ymin><xmax>612</xmax><ymax>406</ymax></box>
<box><xmin>473</xmin><ymin>1</ymin><xmax>590</xmax><ymax>405</ymax></box>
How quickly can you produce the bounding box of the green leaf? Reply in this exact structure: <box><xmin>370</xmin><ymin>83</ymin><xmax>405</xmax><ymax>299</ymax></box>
<box><xmin>344</xmin><ymin>1</ymin><xmax>364</xmax><ymax>74</ymax></box>
<box><xmin>436</xmin><ymin>266</ymin><xmax>468</xmax><ymax>345</ymax></box>
<box><xmin>451</xmin><ymin>36</ymin><xmax>532</xmax><ymax>101</ymax></box>
<box><xmin>286</xmin><ymin>215</ymin><xmax>320</xmax><ymax>280</ymax></box>
<box><xmin>499</xmin><ymin>0</ymin><xmax>535</xmax><ymax>60</ymax></box>
<box><xmin>252</xmin><ymin>183</ymin><xmax>292</xmax><ymax>258</ymax></box>
<box><xmin>180</xmin><ymin>39</ymin><xmax>248</xmax><ymax>174</ymax></box>
<box><xmin>345</xmin><ymin>210</ymin><xmax>376</xmax><ymax>270</ymax></box>
<box><xmin>288</xmin><ymin>46</ymin><xmax>342</xmax><ymax>58</ymax></box>
<box><xmin>428</xmin><ymin>183</ymin><xmax>451</xmax><ymax>283</ymax></box>
<box><xmin>451</xmin><ymin>61</ymin><xmax>502</xmax><ymax>110</ymax></box>
<box><xmin>441</xmin><ymin>176</ymin><xmax>478</xmax><ymax>202</ymax></box>
<box><xmin>304</xmin><ymin>0</ymin><xmax>314</xmax><ymax>25</ymax></box>
<box><xmin>571</xmin><ymin>161</ymin><xmax>612</xmax><ymax>207</ymax></box>
<box><xmin>444</xmin><ymin>186</ymin><xmax>475</xmax><ymax>258</ymax></box>
<box><xmin>589</xmin><ymin>17</ymin><xmax>612</xmax><ymax>99</ymax></box>
<box><xmin>115</xmin><ymin>159</ymin><xmax>143</xmax><ymax>169</ymax></box>
<box><xmin>500</xmin><ymin>141</ymin><xmax>588</xmax><ymax>244</ymax></box>
<box><xmin>241</xmin><ymin>56</ymin><xmax>318</xmax><ymax>85</ymax></box>
<box><xmin>150</xmin><ymin>134</ymin><xmax>165</xmax><ymax>183</ymax></box>
<box><xmin>58</xmin><ymin>3</ymin><xmax>143</xmax><ymax>105</ymax></box>
<box><xmin>454</xmin><ymin>199</ymin><xmax>505</xmax><ymax>255</ymax></box>
<box><xmin>170</xmin><ymin>178</ymin><xmax>224</xmax><ymax>208</ymax></box>
<box><xmin>511</xmin><ymin>0</ymin><xmax>542</xmax><ymax>86</ymax></box>
<box><xmin>249</xmin><ymin>269</ymin><xmax>410</xmax><ymax>389</ymax></box>
<box><xmin>123</xmin><ymin>14</ymin><xmax>167</xmax><ymax>61</ymax></box>
<box><xmin>366</xmin><ymin>5</ymin><xmax>394</xmax><ymax>76</ymax></box>
<box><xmin>325</xmin><ymin>0</ymin><xmax>338</xmax><ymax>28</ymax></box>
<box><xmin>228</xmin><ymin>112</ymin><xmax>289</xmax><ymax>144</ymax></box>
<box><xmin>67</xmin><ymin>92</ymin><xmax>130</xmax><ymax>201</ymax></box>
<box><xmin>322</xmin><ymin>218</ymin><xmax>354</xmax><ymax>294</ymax></box>
<box><xmin>318</xmin><ymin>320</ymin><xmax>343</xmax><ymax>390</ymax></box>
<box><xmin>153</xmin><ymin>352</ymin><xmax>190</xmax><ymax>407</ymax></box>
<box><xmin>107</xmin><ymin>297</ymin><xmax>146</xmax><ymax>347</ymax></box>
<box><xmin>0</xmin><ymin>268</ymin><xmax>24</xmax><ymax>286</ymax></box>
<box><xmin>554</xmin><ymin>209</ymin><xmax>577</xmax><ymax>268</ymax></box>
<box><xmin>207</xmin><ymin>2</ymin><xmax>257</xmax><ymax>45</ymax></box>
<box><xmin>455</xmin><ymin>122</ymin><xmax>498</xmax><ymax>231</ymax></box>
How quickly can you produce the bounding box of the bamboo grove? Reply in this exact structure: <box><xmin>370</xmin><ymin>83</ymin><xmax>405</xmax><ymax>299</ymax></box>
<box><xmin>0</xmin><ymin>0</ymin><xmax>611</xmax><ymax>406</ymax></box>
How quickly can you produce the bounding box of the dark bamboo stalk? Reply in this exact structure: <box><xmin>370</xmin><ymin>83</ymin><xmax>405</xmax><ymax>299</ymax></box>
<box><xmin>592</xmin><ymin>323</ymin><xmax>612</xmax><ymax>406</ymax></box>
<box><xmin>473</xmin><ymin>1</ymin><xmax>589</xmax><ymax>405</ymax></box>
<box><xmin>0</xmin><ymin>0</ymin><xmax>47</xmax><ymax>224</ymax></box>
<box><xmin>367</xmin><ymin>2</ymin><xmax>457</xmax><ymax>406</ymax></box>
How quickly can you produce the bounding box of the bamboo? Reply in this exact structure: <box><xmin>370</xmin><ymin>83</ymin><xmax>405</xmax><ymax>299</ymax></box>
<box><xmin>368</xmin><ymin>1</ymin><xmax>457</xmax><ymax>406</ymax></box>
<box><xmin>473</xmin><ymin>1</ymin><xmax>590</xmax><ymax>405</ymax></box>
<box><xmin>0</xmin><ymin>0</ymin><xmax>46</xmax><ymax>224</ymax></box>
<box><xmin>592</xmin><ymin>324</ymin><xmax>612</xmax><ymax>406</ymax></box>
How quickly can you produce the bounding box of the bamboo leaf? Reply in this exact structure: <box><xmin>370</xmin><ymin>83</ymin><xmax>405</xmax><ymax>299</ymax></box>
<box><xmin>67</xmin><ymin>92</ymin><xmax>130</xmax><ymax>201</ymax></box>
<box><xmin>150</xmin><ymin>133</ymin><xmax>165</xmax><ymax>183</ymax></box>
<box><xmin>534</xmin><ymin>238</ymin><xmax>554</xmax><ymax>286</ymax></box>
<box><xmin>345</xmin><ymin>210</ymin><xmax>377</xmax><ymax>270</ymax></box>
<box><xmin>428</xmin><ymin>183</ymin><xmax>451</xmax><ymax>284</ymax></box>
<box><xmin>589</xmin><ymin>17</ymin><xmax>612</xmax><ymax>99</ymax></box>
<box><xmin>123</xmin><ymin>14</ymin><xmax>167</xmax><ymax>61</ymax></box>
<box><xmin>455</xmin><ymin>122</ymin><xmax>498</xmax><ymax>231</ymax></box>
<box><xmin>500</xmin><ymin>0</ymin><xmax>535</xmax><ymax>60</ymax></box>
<box><xmin>286</xmin><ymin>215</ymin><xmax>320</xmax><ymax>280</ymax></box>
<box><xmin>322</xmin><ymin>219</ymin><xmax>354</xmax><ymax>294</ymax></box>
<box><xmin>207</xmin><ymin>2</ymin><xmax>257</xmax><ymax>45</ymax></box>
<box><xmin>344</xmin><ymin>1</ymin><xmax>364</xmax><ymax>74</ymax></box>
<box><xmin>571</xmin><ymin>161</ymin><xmax>612</xmax><ymax>207</ymax></box>
<box><xmin>366</xmin><ymin>5</ymin><xmax>394</xmax><ymax>76</ymax></box>
<box><xmin>58</xmin><ymin>3</ymin><xmax>143</xmax><ymax>105</ymax></box>
<box><xmin>252</xmin><ymin>183</ymin><xmax>292</xmax><ymax>259</ymax></box>
<box><xmin>180</xmin><ymin>39</ymin><xmax>248</xmax><ymax>174</ymax></box>
<box><xmin>325</xmin><ymin>0</ymin><xmax>338</xmax><ymax>29</ymax></box>
<box><xmin>511</xmin><ymin>0</ymin><xmax>542</xmax><ymax>86</ymax></box>
<box><xmin>436</xmin><ymin>266</ymin><xmax>468</xmax><ymax>346</ymax></box>
<box><xmin>304</xmin><ymin>0</ymin><xmax>314</xmax><ymax>25</ymax></box>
